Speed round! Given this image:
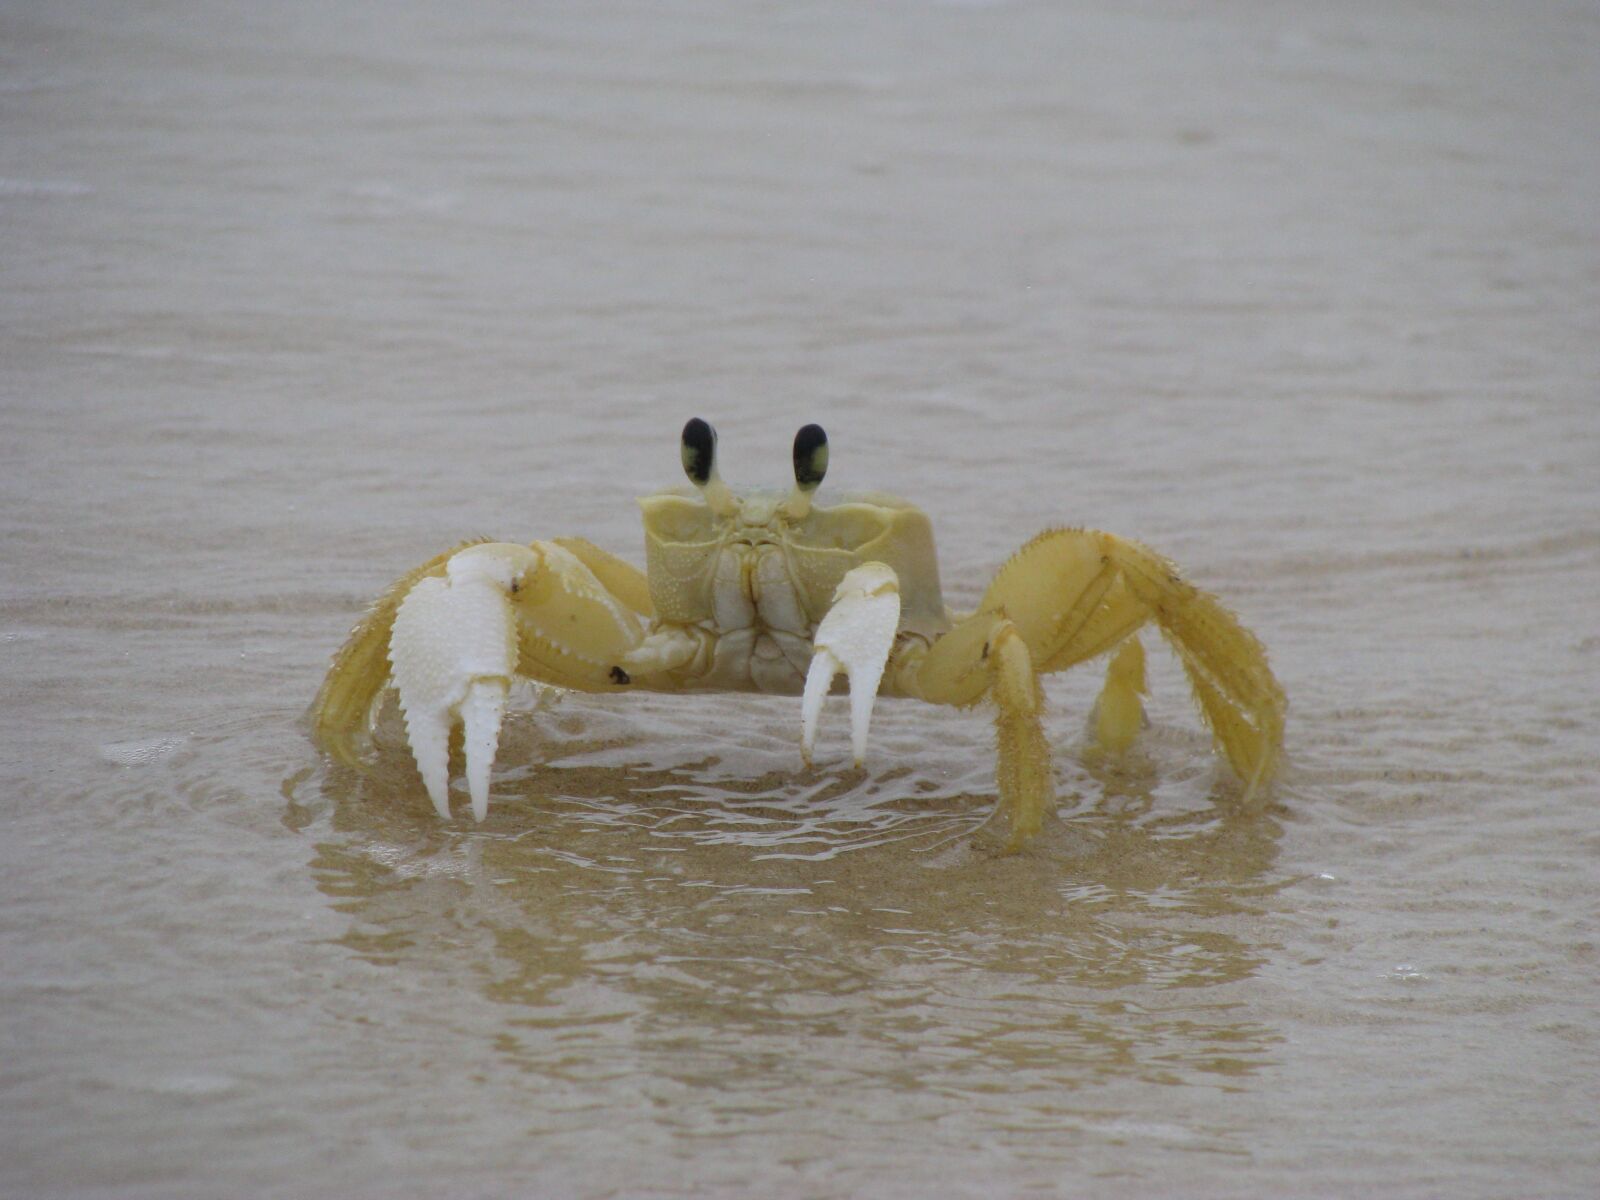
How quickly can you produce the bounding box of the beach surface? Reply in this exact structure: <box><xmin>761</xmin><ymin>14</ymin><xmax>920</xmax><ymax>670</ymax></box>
<box><xmin>3</xmin><ymin>2</ymin><xmax>1598</xmax><ymax>1195</ymax></box>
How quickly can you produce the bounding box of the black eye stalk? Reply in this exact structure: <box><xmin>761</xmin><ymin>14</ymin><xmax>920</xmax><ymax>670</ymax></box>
<box><xmin>782</xmin><ymin>422</ymin><xmax>828</xmax><ymax>519</ymax></box>
<box><xmin>681</xmin><ymin>417</ymin><xmax>717</xmax><ymax>486</ymax></box>
<box><xmin>792</xmin><ymin>423</ymin><xmax>828</xmax><ymax>493</ymax></box>
<box><xmin>681</xmin><ymin>417</ymin><xmax>737</xmax><ymax>516</ymax></box>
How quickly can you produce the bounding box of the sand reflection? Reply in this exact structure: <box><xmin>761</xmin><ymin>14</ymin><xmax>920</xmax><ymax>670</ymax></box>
<box><xmin>287</xmin><ymin>692</ymin><xmax>1286</xmax><ymax>1127</ymax></box>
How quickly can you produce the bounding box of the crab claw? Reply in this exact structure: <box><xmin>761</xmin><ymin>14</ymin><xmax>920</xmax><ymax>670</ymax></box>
<box><xmin>389</xmin><ymin>543</ymin><xmax>535</xmax><ymax>822</ymax></box>
<box><xmin>801</xmin><ymin>562</ymin><xmax>901</xmax><ymax>767</ymax></box>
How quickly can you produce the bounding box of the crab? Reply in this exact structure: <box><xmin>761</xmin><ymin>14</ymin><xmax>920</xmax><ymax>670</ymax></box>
<box><xmin>311</xmin><ymin>419</ymin><xmax>1285</xmax><ymax>849</ymax></box>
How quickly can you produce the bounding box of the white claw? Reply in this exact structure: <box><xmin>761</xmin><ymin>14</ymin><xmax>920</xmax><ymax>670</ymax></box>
<box><xmin>403</xmin><ymin>707</ymin><xmax>453</xmax><ymax>820</ymax></box>
<box><xmin>389</xmin><ymin>544</ymin><xmax>529</xmax><ymax>821</ymax></box>
<box><xmin>801</xmin><ymin>562</ymin><xmax>901</xmax><ymax>767</ymax></box>
<box><xmin>800</xmin><ymin>650</ymin><xmax>835</xmax><ymax>767</ymax></box>
<box><xmin>460</xmin><ymin>678</ymin><xmax>508</xmax><ymax>823</ymax></box>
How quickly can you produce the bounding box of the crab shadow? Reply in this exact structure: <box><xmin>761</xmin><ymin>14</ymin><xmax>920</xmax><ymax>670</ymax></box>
<box><xmin>282</xmin><ymin>692</ymin><xmax>1291</xmax><ymax>1101</ymax></box>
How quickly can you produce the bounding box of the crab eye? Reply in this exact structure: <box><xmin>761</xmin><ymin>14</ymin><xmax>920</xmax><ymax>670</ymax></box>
<box><xmin>681</xmin><ymin>418</ymin><xmax>717</xmax><ymax>486</ymax></box>
<box><xmin>792</xmin><ymin>423</ymin><xmax>828</xmax><ymax>492</ymax></box>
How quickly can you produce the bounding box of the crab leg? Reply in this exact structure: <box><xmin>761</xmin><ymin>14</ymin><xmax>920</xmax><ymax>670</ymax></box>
<box><xmin>887</xmin><ymin>528</ymin><xmax>1285</xmax><ymax>851</ymax></box>
<box><xmin>800</xmin><ymin>562</ymin><xmax>901</xmax><ymax>766</ymax></box>
<box><xmin>979</xmin><ymin>528</ymin><xmax>1285</xmax><ymax>793</ymax></box>
<box><xmin>900</xmin><ymin>611</ymin><xmax>1052</xmax><ymax>850</ymax></box>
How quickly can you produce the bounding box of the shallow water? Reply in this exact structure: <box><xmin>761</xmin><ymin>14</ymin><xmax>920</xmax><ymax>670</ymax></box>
<box><xmin>3</xmin><ymin>1</ymin><xmax>1599</xmax><ymax>1196</ymax></box>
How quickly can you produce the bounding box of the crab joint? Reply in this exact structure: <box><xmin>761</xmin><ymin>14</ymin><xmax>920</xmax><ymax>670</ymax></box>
<box><xmin>620</xmin><ymin>625</ymin><xmax>708</xmax><ymax>680</ymax></box>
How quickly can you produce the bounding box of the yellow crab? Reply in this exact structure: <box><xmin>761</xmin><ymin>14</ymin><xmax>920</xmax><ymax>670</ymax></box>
<box><xmin>311</xmin><ymin>419</ymin><xmax>1285</xmax><ymax>849</ymax></box>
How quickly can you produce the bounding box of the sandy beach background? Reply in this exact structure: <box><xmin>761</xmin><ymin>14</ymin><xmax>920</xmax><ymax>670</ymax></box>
<box><xmin>3</xmin><ymin>1</ymin><xmax>1597</xmax><ymax>1195</ymax></box>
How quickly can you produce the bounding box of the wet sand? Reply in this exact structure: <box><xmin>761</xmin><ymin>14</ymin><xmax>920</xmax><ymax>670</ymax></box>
<box><xmin>3</xmin><ymin>1</ymin><xmax>1598</xmax><ymax>1196</ymax></box>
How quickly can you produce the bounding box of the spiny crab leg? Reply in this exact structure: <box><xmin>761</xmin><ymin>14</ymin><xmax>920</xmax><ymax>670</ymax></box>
<box><xmin>801</xmin><ymin>562</ymin><xmax>901</xmax><ymax>767</ymax></box>
<box><xmin>389</xmin><ymin>543</ymin><xmax>535</xmax><ymax>822</ymax></box>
